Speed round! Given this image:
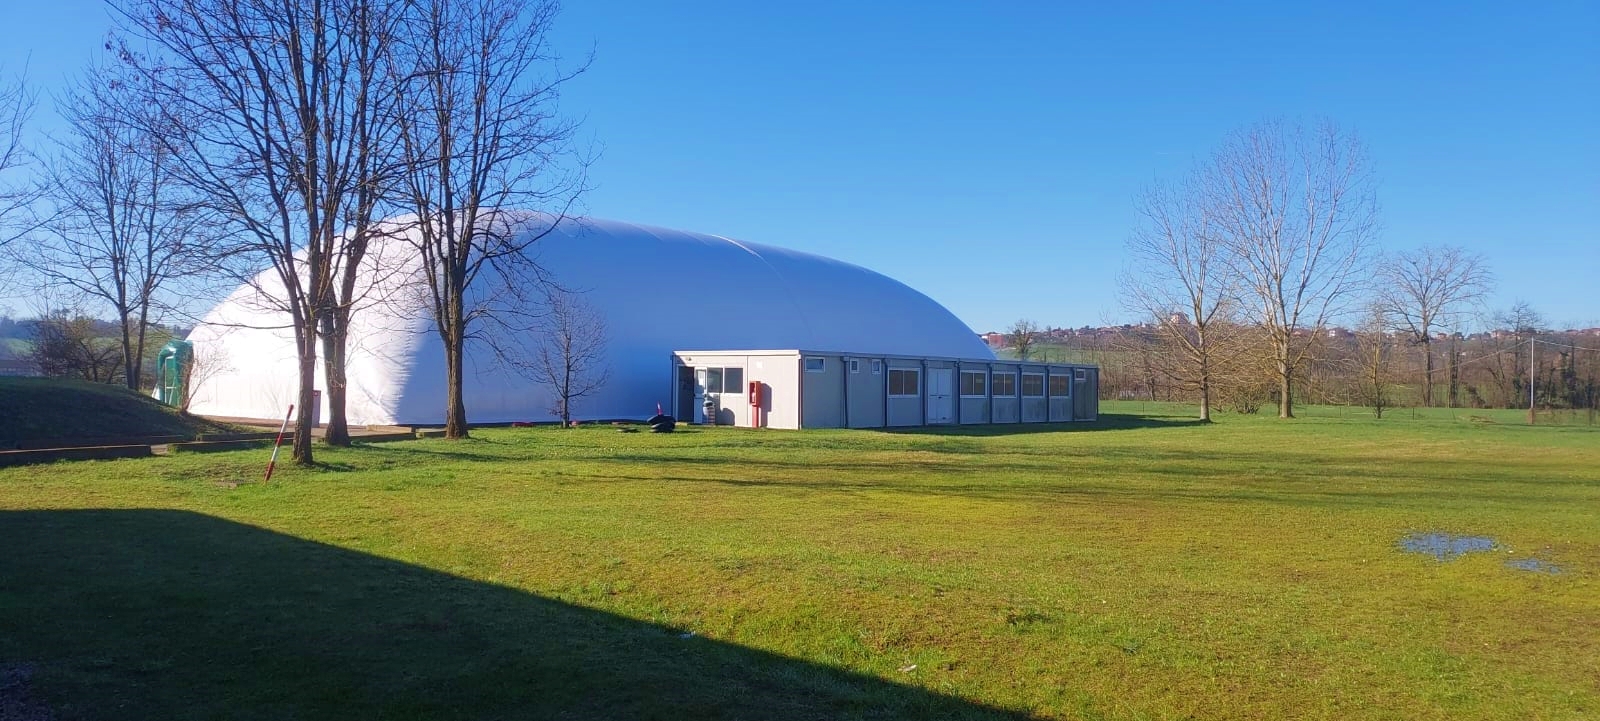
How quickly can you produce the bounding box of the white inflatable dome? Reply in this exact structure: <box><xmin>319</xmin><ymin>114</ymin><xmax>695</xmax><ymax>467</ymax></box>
<box><xmin>184</xmin><ymin>215</ymin><xmax>994</xmax><ymax>425</ymax></box>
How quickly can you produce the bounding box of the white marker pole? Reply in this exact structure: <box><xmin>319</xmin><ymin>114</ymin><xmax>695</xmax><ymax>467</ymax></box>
<box><xmin>264</xmin><ymin>403</ymin><xmax>295</xmax><ymax>482</ymax></box>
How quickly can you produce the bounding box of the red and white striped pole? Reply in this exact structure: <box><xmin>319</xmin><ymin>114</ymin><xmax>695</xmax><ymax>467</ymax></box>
<box><xmin>264</xmin><ymin>403</ymin><xmax>295</xmax><ymax>482</ymax></box>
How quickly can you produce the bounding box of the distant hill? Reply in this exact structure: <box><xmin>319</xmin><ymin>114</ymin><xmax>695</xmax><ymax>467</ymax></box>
<box><xmin>0</xmin><ymin>377</ymin><xmax>241</xmax><ymax>446</ymax></box>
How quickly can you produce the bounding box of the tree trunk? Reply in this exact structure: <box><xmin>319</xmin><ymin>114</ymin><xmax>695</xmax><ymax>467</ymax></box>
<box><xmin>1273</xmin><ymin>330</ymin><xmax>1294</xmax><ymax>418</ymax></box>
<box><xmin>1279</xmin><ymin>371</ymin><xmax>1293</xmax><ymax>418</ymax></box>
<box><xmin>132</xmin><ymin>319</ymin><xmax>148</xmax><ymax>391</ymax></box>
<box><xmin>1371</xmin><ymin>345</ymin><xmax>1385</xmax><ymax>419</ymax></box>
<box><xmin>321</xmin><ymin>309</ymin><xmax>352</xmax><ymax>446</ymax></box>
<box><xmin>1447</xmin><ymin>336</ymin><xmax>1460</xmax><ymax>408</ymax></box>
<box><xmin>119</xmin><ymin>318</ymin><xmax>136</xmax><ymax>391</ymax></box>
<box><xmin>444</xmin><ymin>331</ymin><xmax>469</xmax><ymax>438</ymax></box>
<box><xmin>562</xmin><ymin>362</ymin><xmax>572</xmax><ymax>425</ymax></box>
<box><xmin>132</xmin><ymin>308</ymin><xmax>148</xmax><ymax>392</ymax></box>
<box><xmin>1420</xmin><ymin>338</ymin><xmax>1434</xmax><ymax>407</ymax></box>
<box><xmin>293</xmin><ymin>331</ymin><xmax>317</xmax><ymax>465</ymax></box>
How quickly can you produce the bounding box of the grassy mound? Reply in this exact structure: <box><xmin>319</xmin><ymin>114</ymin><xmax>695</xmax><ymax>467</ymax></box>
<box><xmin>0</xmin><ymin>377</ymin><xmax>240</xmax><ymax>445</ymax></box>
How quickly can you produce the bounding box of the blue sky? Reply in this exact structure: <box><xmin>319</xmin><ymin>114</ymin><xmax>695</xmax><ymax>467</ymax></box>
<box><xmin>4</xmin><ymin>1</ymin><xmax>1597</xmax><ymax>331</ymax></box>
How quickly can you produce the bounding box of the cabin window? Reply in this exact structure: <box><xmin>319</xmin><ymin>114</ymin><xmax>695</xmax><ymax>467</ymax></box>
<box><xmin>849</xmin><ymin>359</ymin><xmax>860</xmax><ymax>373</ymax></box>
<box><xmin>1022</xmin><ymin>373</ymin><xmax>1045</xmax><ymax>397</ymax></box>
<box><xmin>960</xmin><ymin>371</ymin><xmax>987</xmax><ymax>397</ymax></box>
<box><xmin>804</xmin><ymin>357</ymin><xmax>826</xmax><ymax>373</ymax></box>
<box><xmin>722</xmin><ymin>367</ymin><xmax>744</xmax><ymax>393</ymax></box>
<box><xmin>1049</xmin><ymin>374</ymin><xmax>1071</xmax><ymax>397</ymax></box>
<box><xmin>1075</xmin><ymin>369</ymin><xmax>1087</xmax><ymax>381</ymax></box>
<box><xmin>706</xmin><ymin>368</ymin><xmax>723</xmax><ymax>393</ymax></box>
<box><xmin>888</xmin><ymin>368</ymin><xmax>920</xmax><ymax>396</ymax></box>
<box><xmin>992</xmin><ymin>372</ymin><xmax>1016</xmax><ymax>396</ymax></box>
<box><xmin>871</xmin><ymin>360</ymin><xmax>883</xmax><ymax>375</ymax></box>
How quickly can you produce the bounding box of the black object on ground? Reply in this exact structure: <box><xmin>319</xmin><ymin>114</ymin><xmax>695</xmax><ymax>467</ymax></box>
<box><xmin>647</xmin><ymin>414</ymin><xmax>676</xmax><ymax>433</ymax></box>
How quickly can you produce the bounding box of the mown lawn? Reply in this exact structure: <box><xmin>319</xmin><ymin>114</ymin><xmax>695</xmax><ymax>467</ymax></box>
<box><xmin>0</xmin><ymin>406</ymin><xmax>1595</xmax><ymax>720</ymax></box>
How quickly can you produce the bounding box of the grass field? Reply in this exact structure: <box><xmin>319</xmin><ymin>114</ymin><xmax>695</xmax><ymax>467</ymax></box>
<box><xmin>1</xmin><ymin>405</ymin><xmax>1596</xmax><ymax>719</ymax></box>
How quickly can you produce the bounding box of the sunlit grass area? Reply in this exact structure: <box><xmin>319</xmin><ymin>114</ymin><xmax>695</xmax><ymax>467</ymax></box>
<box><xmin>1</xmin><ymin>407</ymin><xmax>1596</xmax><ymax>719</ymax></box>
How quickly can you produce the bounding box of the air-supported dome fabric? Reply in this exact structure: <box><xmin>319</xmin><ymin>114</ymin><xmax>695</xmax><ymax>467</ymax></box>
<box><xmin>183</xmin><ymin>215</ymin><xmax>994</xmax><ymax>424</ymax></box>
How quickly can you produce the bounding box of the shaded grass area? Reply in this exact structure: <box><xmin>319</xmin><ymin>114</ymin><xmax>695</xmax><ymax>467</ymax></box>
<box><xmin>0</xmin><ymin>509</ymin><xmax>1018</xmax><ymax>721</ymax></box>
<box><xmin>0</xmin><ymin>377</ymin><xmax>239</xmax><ymax>445</ymax></box>
<box><xmin>0</xmin><ymin>410</ymin><xmax>1597</xmax><ymax>719</ymax></box>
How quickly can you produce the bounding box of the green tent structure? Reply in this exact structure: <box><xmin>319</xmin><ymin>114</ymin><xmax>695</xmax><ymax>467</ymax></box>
<box><xmin>154</xmin><ymin>340</ymin><xmax>192</xmax><ymax>407</ymax></box>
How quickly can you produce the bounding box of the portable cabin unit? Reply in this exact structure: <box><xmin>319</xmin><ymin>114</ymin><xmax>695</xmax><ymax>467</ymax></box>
<box><xmin>672</xmin><ymin>350</ymin><xmax>1099</xmax><ymax>430</ymax></box>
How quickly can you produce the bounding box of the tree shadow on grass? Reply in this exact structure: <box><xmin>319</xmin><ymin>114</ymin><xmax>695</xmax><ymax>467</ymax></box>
<box><xmin>875</xmin><ymin>414</ymin><xmax>1203</xmax><ymax>437</ymax></box>
<box><xmin>0</xmin><ymin>509</ymin><xmax>1030</xmax><ymax>721</ymax></box>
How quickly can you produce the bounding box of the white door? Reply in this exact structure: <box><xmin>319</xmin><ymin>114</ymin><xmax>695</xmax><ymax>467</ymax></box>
<box><xmin>694</xmin><ymin>368</ymin><xmax>708</xmax><ymax>423</ymax></box>
<box><xmin>926</xmin><ymin>368</ymin><xmax>955</xmax><ymax>424</ymax></box>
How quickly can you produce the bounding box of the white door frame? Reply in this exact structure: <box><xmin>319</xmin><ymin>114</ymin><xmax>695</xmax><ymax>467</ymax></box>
<box><xmin>926</xmin><ymin>367</ymin><xmax>955</xmax><ymax>424</ymax></box>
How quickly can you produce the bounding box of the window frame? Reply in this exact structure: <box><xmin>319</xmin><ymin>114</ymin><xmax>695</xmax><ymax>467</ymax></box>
<box><xmin>871</xmin><ymin>359</ymin><xmax>883</xmax><ymax>375</ymax></box>
<box><xmin>722</xmin><ymin>366</ymin><xmax>744</xmax><ymax>394</ymax></box>
<box><xmin>1049</xmin><ymin>373</ymin><xmax>1071</xmax><ymax>397</ymax></box>
<box><xmin>888</xmin><ymin>368</ymin><xmax>921</xmax><ymax>397</ymax></box>
<box><xmin>849</xmin><ymin>359</ymin><xmax>860</xmax><ymax>374</ymax></box>
<box><xmin>992</xmin><ymin>371</ymin><xmax>1016</xmax><ymax>397</ymax></box>
<box><xmin>804</xmin><ymin>357</ymin><xmax>826</xmax><ymax>373</ymax></box>
<box><xmin>1075</xmin><ymin>368</ymin><xmax>1087</xmax><ymax>381</ymax></box>
<box><xmin>1021</xmin><ymin>372</ymin><xmax>1046</xmax><ymax>398</ymax></box>
<box><xmin>959</xmin><ymin>370</ymin><xmax>987</xmax><ymax>398</ymax></box>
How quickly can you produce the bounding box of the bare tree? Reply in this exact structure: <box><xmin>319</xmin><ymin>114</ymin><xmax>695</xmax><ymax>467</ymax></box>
<box><xmin>1007</xmin><ymin>319</ymin><xmax>1039</xmax><ymax>361</ymax></box>
<box><xmin>1496</xmin><ymin>301</ymin><xmax>1546</xmax><ymax>418</ymax></box>
<box><xmin>530</xmin><ymin>289</ymin><xmax>609</xmax><ymax>425</ymax></box>
<box><xmin>1207</xmin><ymin>119</ymin><xmax>1378</xmax><ymax>418</ymax></box>
<box><xmin>13</xmin><ymin>62</ymin><xmax>198</xmax><ymax>392</ymax></box>
<box><xmin>314</xmin><ymin>0</ymin><xmax>406</xmax><ymax>447</ymax></box>
<box><xmin>391</xmin><ymin>0</ymin><xmax>586</xmax><ymax>439</ymax></box>
<box><xmin>1121</xmin><ymin>173</ymin><xmax>1240</xmax><ymax>422</ymax></box>
<box><xmin>0</xmin><ymin>68</ymin><xmax>38</xmax><ymax>288</ymax></box>
<box><xmin>1352</xmin><ymin>305</ymin><xmax>1398</xmax><ymax>418</ymax></box>
<box><xmin>113</xmin><ymin>0</ymin><xmax>405</xmax><ymax>463</ymax></box>
<box><xmin>1213</xmin><ymin>335</ymin><xmax>1278</xmax><ymax>414</ymax></box>
<box><xmin>1497</xmin><ymin>301</ymin><xmax>1545</xmax><ymax>338</ymax></box>
<box><xmin>31</xmin><ymin>309</ymin><xmax>124</xmax><ymax>383</ymax></box>
<box><xmin>1377</xmin><ymin>245</ymin><xmax>1492</xmax><ymax>406</ymax></box>
<box><xmin>179</xmin><ymin>343</ymin><xmax>234</xmax><ymax>412</ymax></box>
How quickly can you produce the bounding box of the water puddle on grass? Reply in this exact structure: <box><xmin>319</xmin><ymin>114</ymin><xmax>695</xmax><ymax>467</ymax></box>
<box><xmin>1505</xmin><ymin>558</ymin><xmax>1562</xmax><ymax>574</ymax></box>
<box><xmin>1398</xmin><ymin>532</ymin><xmax>1496</xmax><ymax>560</ymax></box>
<box><xmin>1398</xmin><ymin>532</ymin><xmax>1563</xmax><ymax>573</ymax></box>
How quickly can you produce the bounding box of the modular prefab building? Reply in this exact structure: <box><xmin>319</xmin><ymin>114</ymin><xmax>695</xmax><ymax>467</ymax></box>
<box><xmin>673</xmin><ymin>350</ymin><xmax>1099</xmax><ymax>430</ymax></box>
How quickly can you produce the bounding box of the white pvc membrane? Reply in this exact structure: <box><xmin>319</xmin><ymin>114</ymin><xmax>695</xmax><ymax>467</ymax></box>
<box><xmin>183</xmin><ymin>215</ymin><xmax>994</xmax><ymax>425</ymax></box>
